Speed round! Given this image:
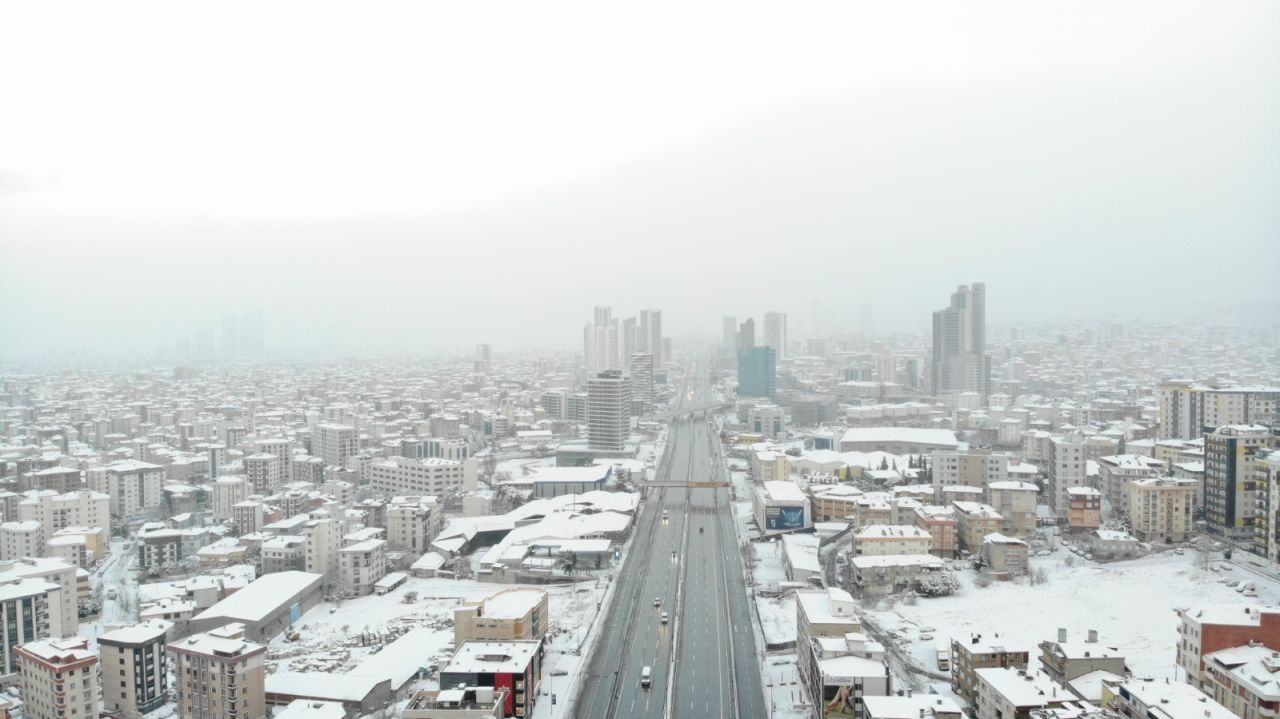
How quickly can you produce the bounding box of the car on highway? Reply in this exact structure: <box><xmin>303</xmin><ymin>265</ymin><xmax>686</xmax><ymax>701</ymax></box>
<box><xmin>641</xmin><ymin>666</ymin><xmax>652</xmax><ymax>688</ymax></box>
<box><xmin>661</xmin><ymin>612</ymin><xmax>669</xmax><ymax>624</ymax></box>
<box><xmin>654</xmin><ymin>597</ymin><xmax>661</xmax><ymax>607</ymax></box>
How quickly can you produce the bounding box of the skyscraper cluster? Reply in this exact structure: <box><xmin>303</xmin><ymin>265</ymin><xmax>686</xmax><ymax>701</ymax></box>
<box><xmin>930</xmin><ymin>283</ymin><xmax>989</xmax><ymax>401</ymax></box>
<box><xmin>583</xmin><ymin>306</ymin><xmax>663</xmax><ymax>374</ymax></box>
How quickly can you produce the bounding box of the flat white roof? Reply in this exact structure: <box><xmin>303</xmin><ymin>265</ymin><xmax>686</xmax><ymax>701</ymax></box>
<box><xmin>443</xmin><ymin>640</ymin><xmax>541</xmax><ymax>675</ymax></box>
<box><xmin>762</xmin><ymin>480</ymin><xmax>806</xmax><ymax>502</ymax></box>
<box><xmin>841</xmin><ymin>427</ymin><xmax>959</xmax><ymax>447</ymax></box>
<box><xmin>266</xmin><ymin>672</ymin><xmax>386</xmax><ymax>701</ymax></box>
<box><xmin>851</xmin><ymin>554</ymin><xmax>944</xmax><ymax>569</ymax></box>
<box><xmin>193</xmin><ymin>571</ymin><xmax>321</xmax><ymax>624</ymax></box>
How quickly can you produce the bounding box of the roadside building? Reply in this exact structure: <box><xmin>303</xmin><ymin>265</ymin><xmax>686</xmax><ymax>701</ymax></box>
<box><xmin>454</xmin><ymin>588</ymin><xmax>549</xmax><ymax>644</ymax></box>
<box><xmin>440</xmin><ymin>640</ymin><xmax>542</xmax><ymax>719</ymax></box>
<box><xmin>754</xmin><ymin>481</ymin><xmax>812</xmax><ymax>535</ymax></box>
<box><xmin>853</xmin><ymin>525</ymin><xmax>932</xmax><ymax>557</ymax></box>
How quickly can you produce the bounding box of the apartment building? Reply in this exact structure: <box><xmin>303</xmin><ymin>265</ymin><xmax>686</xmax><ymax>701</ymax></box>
<box><xmin>810</xmin><ymin>485</ymin><xmax>863</xmax><ymax>523</ymax></box>
<box><xmin>796</xmin><ymin>588</ymin><xmax>875</xmax><ymax>717</ymax></box>
<box><xmin>302</xmin><ymin>518</ymin><xmax>342</xmax><ymax>590</ymax></box>
<box><xmin>1259</xmin><ymin>450</ymin><xmax>1280</xmax><ymax>561</ymax></box>
<box><xmin>1204</xmin><ymin>426</ymin><xmax>1275</xmax><ymax>544</ymax></box>
<box><xmin>16</xmin><ymin>491</ymin><xmax>110</xmax><ymax>546</ymax></box>
<box><xmin>168</xmin><ymin>623</ymin><xmax>267</xmax><ymax>719</ymax></box>
<box><xmin>950</xmin><ymin>637</ymin><xmax>1031</xmax><ymax>705</ymax></box>
<box><xmin>338</xmin><ymin>538</ymin><xmax>386</xmax><ymax>597</ymax></box>
<box><xmin>313</xmin><ymin>423</ymin><xmax>359</xmax><ymax>469</ymax></box>
<box><xmin>932</xmin><ymin>450</ymin><xmax>1010</xmax><ymax>492</ymax></box>
<box><xmin>1038</xmin><ymin>630</ymin><xmax>1128</xmax><ymax>684</ymax></box>
<box><xmin>99</xmin><ymin>620</ymin><xmax>172</xmax><ymax>718</ymax></box>
<box><xmin>974</xmin><ymin>667</ymin><xmax>1073</xmax><ymax>719</ymax></box>
<box><xmin>88</xmin><ymin>460</ymin><xmax>164</xmax><ymax>519</ymax></box>
<box><xmin>1175</xmin><ymin>606</ymin><xmax>1280</xmax><ymax>689</ymax></box>
<box><xmin>1101</xmin><ymin>678</ymin><xmax>1236</xmax><ymax>719</ymax></box>
<box><xmin>853</xmin><ymin>525</ymin><xmax>932</xmax><ymax>556</ymax></box>
<box><xmin>1049</xmin><ymin>436</ymin><xmax>1087</xmax><ymax>518</ymax></box>
<box><xmin>212</xmin><ymin>477</ymin><xmax>250</xmax><ymax>522</ymax></box>
<box><xmin>17</xmin><ymin>638</ymin><xmax>98</xmax><ymax>719</ymax></box>
<box><xmin>0</xmin><ymin>578</ymin><xmax>59</xmax><ymax>678</ymax></box>
<box><xmin>1159</xmin><ymin>382</ymin><xmax>1280</xmax><ymax>440</ymax></box>
<box><xmin>0</xmin><ymin>558</ymin><xmax>78</xmax><ymax>640</ymax></box>
<box><xmin>1202</xmin><ymin>644</ymin><xmax>1280</xmax><ymax>719</ymax></box>
<box><xmin>751</xmin><ymin>451</ymin><xmax>790</xmax><ymax>483</ymax></box>
<box><xmin>914</xmin><ymin>505</ymin><xmax>960</xmax><ymax>558</ymax></box>
<box><xmin>1093</xmin><ymin>455</ymin><xmax>1164</xmax><ymax>517</ymax></box>
<box><xmin>386</xmin><ymin>496</ymin><xmax>443</xmax><ymax>555</ymax></box>
<box><xmin>1128</xmin><ymin>477</ymin><xmax>1197</xmax><ymax>543</ymax></box>
<box><xmin>0</xmin><ymin>522</ymin><xmax>42</xmax><ymax>561</ymax></box>
<box><xmin>368</xmin><ymin>456</ymin><xmax>475</xmax><ymax>496</ymax></box>
<box><xmin>1066</xmin><ymin>487</ymin><xmax>1101</xmax><ymax>533</ymax></box>
<box><xmin>952</xmin><ymin>502</ymin><xmax>1004</xmax><ymax>553</ymax></box>
<box><xmin>984</xmin><ymin>482</ymin><xmax>1038</xmax><ymax>537</ymax></box>
<box><xmin>244</xmin><ymin>453</ymin><xmax>287</xmax><ymax>494</ymax></box>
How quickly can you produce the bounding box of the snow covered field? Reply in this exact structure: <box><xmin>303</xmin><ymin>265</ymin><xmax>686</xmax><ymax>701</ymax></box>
<box><xmin>864</xmin><ymin>546</ymin><xmax>1272</xmax><ymax>683</ymax></box>
<box><xmin>265</xmin><ymin>575</ymin><xmax>610</xmax><ymax>703</ymax></box>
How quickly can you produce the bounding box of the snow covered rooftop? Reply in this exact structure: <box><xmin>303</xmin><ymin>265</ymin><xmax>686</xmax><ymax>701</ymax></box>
<box><xmin>851</xmin><ymin>554</ymin><xmax>945</xmax><ymax>569</ymax></box>
<box><xmin>863</xmin><ymin>695</ymin><xmax>962</xmax><ymax>719</ymax></box>
<box><xmin>98</xmin><ymin>620</ymin><xmax>172</xmax><ymax>646</ymax></box>
<box><xmin>267</xmin><ymin>671</ymin><xmax>387</xmax><ymax>701</ymax></box>
<box><xmin>443</xmin><ymin>640</ymin><xmax>541</xmax><ymax>674</ymax></box>
<box><xmin>840</xmin><ymin>427</ymin><xmax>959</xmax><ymax>448</ymax></box>
<box><xmin>976</xmin><ymin>667</ymin><xmax>1070</xmax><ymax>707</ymax></box>
<box><xmin>988</xmin><ymin>481</ymin><xmax>1038</xmax><ymax>491</ymax></box>
<box><xmin>193</xmin><ymin>571</ymin><xmax>321</xmax><ymax>625</ymax></box>
<box><xmin>1113</xmin><ymin>679</ymin><xmax>1238</xmax><ymax>719</ymax></box>
<box><xmin>762</xmin><ymin>480</ymin><xmax>805</xmax><ymax>502</ymax></box>
<box><xmin>274</xmin><ymin>700</ymin><xmax>346</xmax><ymax>719</ymax></box>
<box><xmin>477</xmin><ymin>588</ymin><xmax>546</xmax><ymax>620</ymax></box>
<box><xmin>855</xmin><ymin>524</ymin><xmax>931</xmax><ymax>539</ymax></box>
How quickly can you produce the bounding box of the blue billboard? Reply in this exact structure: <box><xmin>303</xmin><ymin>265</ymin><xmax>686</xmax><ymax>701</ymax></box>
<box><xmin>765</xmin><ymin>505</ymin><xmax>805</xmax><ymax>530</ymax></box>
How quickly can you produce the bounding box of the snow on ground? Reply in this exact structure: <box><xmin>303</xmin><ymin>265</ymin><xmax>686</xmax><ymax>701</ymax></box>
<box><xmin>757</xmin><ymin>595</ymin><xmax>796</xmax><ymax>647</ymax></box>
<box><xmin>265</xmin><ymin>575</ymin><xmax>610</xmax><ymax>687</ymax></box>
<box><xmin>752</xmin><ymin>537</ymin><xmax>788</xmax><ymax>588</ymax></box>
<box><xmin>864</xmin><ymin>546</ymin><xmax>1271</xmax><ymax>683</ymax></box>
<box><xmin>763</xmin><ymin>653</ymin><xmax>812</xmax><ymax>719</ymax></box>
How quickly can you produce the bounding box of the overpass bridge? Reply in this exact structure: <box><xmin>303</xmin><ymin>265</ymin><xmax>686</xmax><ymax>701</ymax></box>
<box><xmin>645</xmin><ymin>400</ymin><xmax>733</xmax><ymax>422</ymax></box>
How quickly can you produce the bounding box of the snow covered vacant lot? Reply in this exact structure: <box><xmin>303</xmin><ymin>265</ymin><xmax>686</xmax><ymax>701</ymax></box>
<box><xmin>865</xmin><ymin>548</ymin><xmax>1272</xmax><ymax>682</ymax></box>
<box><xmin>266</xmin><ymin>576</ymin><xmax>606</xmax><ymax>683</ymax></box>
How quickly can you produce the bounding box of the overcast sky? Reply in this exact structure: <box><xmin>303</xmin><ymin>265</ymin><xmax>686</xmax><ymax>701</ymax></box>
<box><xmin>1</xmin><ymin>1</ymin><xmax>1277</xmax><ymax>361</ymax></box>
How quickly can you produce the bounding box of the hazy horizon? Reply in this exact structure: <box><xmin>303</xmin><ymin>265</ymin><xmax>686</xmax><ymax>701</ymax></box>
<box><xmin>2</xmin><ymin>1</ymin><xmax>1278</xmax><ymax>361</ymax></box>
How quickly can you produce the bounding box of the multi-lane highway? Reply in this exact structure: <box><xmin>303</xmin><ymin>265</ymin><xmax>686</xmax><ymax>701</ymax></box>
<box><xmin>576</xmin><ymin>365</ymin><xmax>764</xmax><ymax>718</ymax></box>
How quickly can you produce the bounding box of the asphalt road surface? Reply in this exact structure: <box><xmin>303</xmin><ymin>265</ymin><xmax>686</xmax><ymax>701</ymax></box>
<box><xmin>576</xmin><ymin>364</ymin><xmax>764</xmax><ymax>718</ymax></box>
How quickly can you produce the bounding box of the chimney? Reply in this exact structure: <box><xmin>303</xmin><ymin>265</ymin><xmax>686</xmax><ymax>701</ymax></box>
<box><xmin>1087</xmin><ymin>629</ymin><xmax>1098</xmax><ymax>643</ymax></box>
<box><xmin>1058</xmin><ymin>628</ymin><xmax>1067</xmax><ymax>643</ymax></box>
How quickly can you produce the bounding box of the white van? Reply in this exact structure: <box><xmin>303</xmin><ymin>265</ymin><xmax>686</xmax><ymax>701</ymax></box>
<box><xmin>641</xmin><ymin>666</ymin><xmax>652</xmax><ymax>688</ymax></box>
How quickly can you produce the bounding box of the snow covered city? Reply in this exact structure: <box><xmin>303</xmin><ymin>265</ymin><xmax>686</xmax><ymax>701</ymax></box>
<box><xmin>1</xmin><ymin>2</ymin><xmax>1278</xmax><ymax>719</ymax></box>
